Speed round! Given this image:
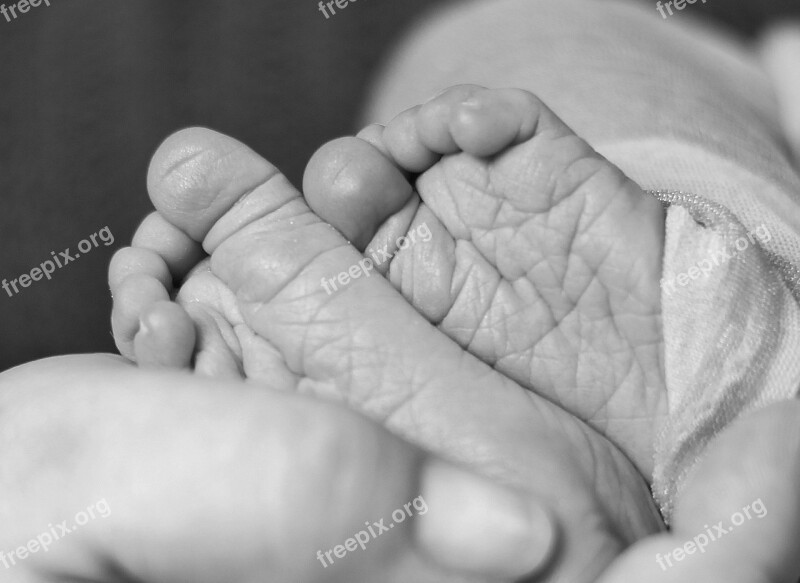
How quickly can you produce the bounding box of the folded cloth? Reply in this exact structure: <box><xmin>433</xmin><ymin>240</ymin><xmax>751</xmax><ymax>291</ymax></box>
<box><xmin>648</xmin><ymin>191</ymin><xmax>800</xmax><ymax>520</ymax></box>
<box><xmin>365</xmin><ymin>0</ymin><xmax>800</xmax><ymax>521</ymax></box>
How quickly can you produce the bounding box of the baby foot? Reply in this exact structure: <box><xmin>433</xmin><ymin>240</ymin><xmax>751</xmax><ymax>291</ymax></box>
<box><xmin>301</xmin><ymin>85</ymin><xmax>800</xmax><ymax>581</ymax></box>
<box><xmin>110</xmin><ymin>127</ymin><xmax>663</xmax><ymax>582</ymax></box>
<box><xmin>302</xmin><ymin>85</ymin><xmax>666</xmax><ymax>474</ymax></box>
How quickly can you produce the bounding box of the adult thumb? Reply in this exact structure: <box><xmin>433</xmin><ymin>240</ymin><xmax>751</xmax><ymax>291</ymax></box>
<box><xmin>0</xmin><ymin>355</ymin><xmax>556</xmax><ymax>583</ymax></box>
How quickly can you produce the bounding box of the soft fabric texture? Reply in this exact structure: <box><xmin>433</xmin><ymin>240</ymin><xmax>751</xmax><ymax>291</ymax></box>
<box><xmin>594</xmin><ymin>15</ymin><xmax>800</xmax><ymax>520</ymax></box>
<box><xmin>364</xmin><ymin>0</ymin><xmax>800</xmax><ymax>521</ymax></box>
<box><xmin>648</xmin><ymin>191</ymin><xmax>800</xmax><ymax>519</ymax></box>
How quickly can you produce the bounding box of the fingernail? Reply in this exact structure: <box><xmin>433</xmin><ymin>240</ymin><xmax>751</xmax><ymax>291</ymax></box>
<box><xmin>416</xmin><ymin>459</ymin><xmax>557</xmax><ymax>578</ymax></box>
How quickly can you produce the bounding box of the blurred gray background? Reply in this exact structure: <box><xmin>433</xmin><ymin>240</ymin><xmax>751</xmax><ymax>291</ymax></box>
<box><xmin>1</xmin><ymin>0</ymin><xmax>798</xmax><ymax>371</ymax></box>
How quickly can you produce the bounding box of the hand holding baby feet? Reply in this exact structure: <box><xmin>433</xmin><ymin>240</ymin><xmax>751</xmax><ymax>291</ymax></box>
<box><xmin>110</xmin><ymin>125</ymin><xmax>664</xmax><ymax>582</ymax></box>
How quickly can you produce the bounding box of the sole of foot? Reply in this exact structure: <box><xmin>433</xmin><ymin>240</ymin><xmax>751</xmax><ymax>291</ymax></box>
<box><xmin>303</xmin><ymin>85</ymin><xmax>666</xmax><ymax>475</ymax></box>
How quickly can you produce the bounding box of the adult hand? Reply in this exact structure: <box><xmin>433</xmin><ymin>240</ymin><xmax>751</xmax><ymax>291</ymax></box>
<box><xmin>0</xmin><ymin>354</ymin><xmax>556</xmax><ymax>583</ymax></box>
<box><xmin>599</xmin><ymin>402</ymin><xmax>800</xmax><ymax>583</ymax></box>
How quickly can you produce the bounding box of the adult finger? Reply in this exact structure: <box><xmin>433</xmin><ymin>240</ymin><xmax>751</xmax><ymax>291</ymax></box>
<box><xmin>0</xmin><ymin>354</ymin><xmax>556</xmax><ymax>583</ymax></box>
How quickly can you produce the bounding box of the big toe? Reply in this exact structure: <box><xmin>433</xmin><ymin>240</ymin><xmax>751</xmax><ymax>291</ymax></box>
<box><xmin>303</xmin><ymin>134</ymin><xmax>416</xmax><ymax>250</ymax></box>
<box><xmin>148</xmin><ymin>127</ymin><xmax>286</xmax><ymax>252</ymax></box>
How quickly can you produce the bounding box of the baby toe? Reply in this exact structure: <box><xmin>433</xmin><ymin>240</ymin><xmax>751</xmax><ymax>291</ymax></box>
<box><xmin>109</xmin><ymin>246</ymin><xmax>172</xmax><ymax>297</ymax></box>
<box><xmin>355</xmin><ymin>123</ymin><xmax>393</xmax><ymax>158</ymax></box>
<box><xmin>134</xmin><ymin>300</ymin><xmax>196</xmax><ymax>370</ymax></box>
<box><xmin>111</xmin><ymin>273</ymin><xmax>171</xmax><ymax>360</ymax></box>
<box><xmin>132</xmin><ymin>211</ymin><xmax>205</xmax><ymax>283</ymax></box>
<box><xmin>449</xmin><ymin>88</ymin><xmax>542</xmax><ymax>157</ymax></box>
<box><xmin>304</xmin><ymin>136</ymin><xmax>414</xmax><ymax>250</ymax></box>
<box><xmin>383</xmin><ymin>105</ymin><xmax>441</xmax><ymax>173</ymax></box>
<box><xmin>147</xmin><ymin>127</ymin><xmax>282</xmax><ymax>247</ymax></box>
<box><xmin>416</xmin><ymin>84</ymin><xmax>488</xmax><ymax>154</ymax></box>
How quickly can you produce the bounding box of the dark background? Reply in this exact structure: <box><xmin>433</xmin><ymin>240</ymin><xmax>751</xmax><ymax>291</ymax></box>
<box><xmin>1</xmin><ymin>0</ymin><xmax>798</xmax><ymax>371</ymax></box>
